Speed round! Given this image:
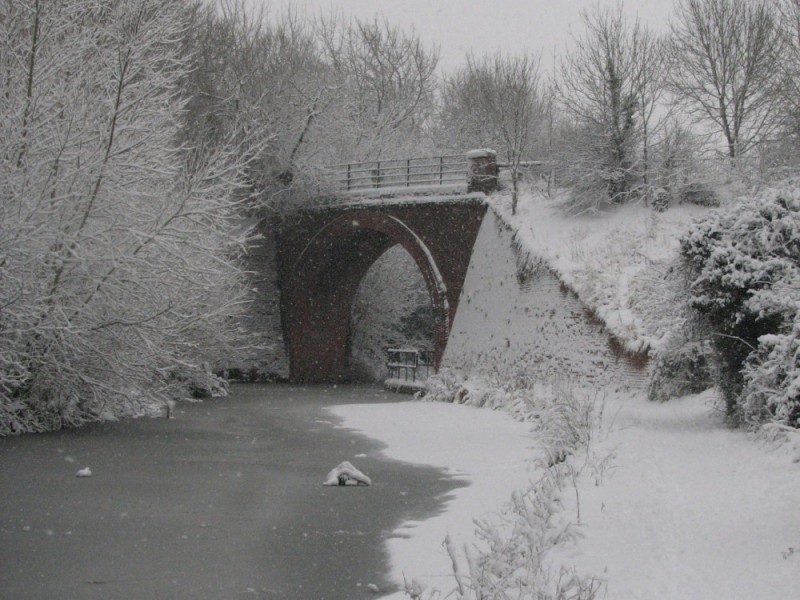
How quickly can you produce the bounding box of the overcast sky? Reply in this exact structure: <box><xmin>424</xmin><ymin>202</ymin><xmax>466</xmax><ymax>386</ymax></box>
<box><xmin>259</xmin><ymin>0</ymin><xmax>675</xmax><ymax>73</ymax></box>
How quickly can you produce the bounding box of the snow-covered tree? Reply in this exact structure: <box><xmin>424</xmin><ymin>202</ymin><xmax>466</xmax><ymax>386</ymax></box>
<box><xmin>764</xmin><ymin>0</ymin><xmax>800</xmax><ymax>175</ymax></box>
<box><xmin>632</xmin><ymin>25</ymin><xmax>670</xmax><ymax>199</ymax></box>
<box><xmin>557</xmin><ymin>3</ymin><xmax>666</xmax><ymax>210</ymax></box>
<box><xmin>0</xmin><ymin>0</ymin><xmax>254</xmax><ymax>433</ymax></box>
<box><xmin>316</xmin><ymin>15</ymin><xmax>440</xmax><ymax>162</ymax></box>
<box><xmin>668</xmin><ymin>0</ymin><xmax>785</xmax><ymax>159</ymax></box>
<box><xmin>182</xmin><ymin>1</ymin><xmax>338</xmax><ymax>213</ymax></box>
<box><xmin>181</xmin><ymin>8</ymin><xmax>440</xmax><ymax>212</ymax></box>
<box><xmin>437</xmin><ymin>53</ymin><xmax>545</xmax><ymax>214</ymax></box>
<box><xmin>742</xmin><ymin>318</ymin><xmax>800</xmax><ymax>427</ymax></box>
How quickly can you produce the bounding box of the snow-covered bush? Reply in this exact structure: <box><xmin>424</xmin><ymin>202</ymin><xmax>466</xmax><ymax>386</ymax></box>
<box><xmin>679</xmin><ymin>181</ymin><xmax>800</xmax><ymax>425</ymax></box>
<box><xmin>164</xmin><ymin>365</ymin><xmax>230</xmax><ymax>400</ymax></box>
<box><xmin>428</xmin><ymin>368</ymin><xmax>596</xmax><ymax>464</ymax></box>
<box><xmin>646</xmin><ymin>260</ymin><xmax>716</xmax><ymax>403</ymax></box>
<box><xmin>426</xmin><ymin>356</ymin><xmax>546</xmax><ymax>421</ymax></box>
<box><xmin>426</xmin><ymin>365</ymin><xmax>606</xmax><ymax>598</ymax></box>
<box><xmin>444</xmin><ymin>465</ymin><xmax>603</xmax><ymax>600</ymax></box>
<box><xmin>650</xmin><ymin>187</ymin><xmax>670</xmax><ymax>212</ymax></box>
<box><xmin>678</xmin><ymin>181</ymin><xmax>719</xmax><ymax>207</ymax></box>
<box><xmin>741</xmin><ymin>318</ymin><xmax>800</xmax><ymax>428</ymax></box>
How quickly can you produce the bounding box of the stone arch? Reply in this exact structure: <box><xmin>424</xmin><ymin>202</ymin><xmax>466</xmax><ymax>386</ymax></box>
<box><xmin>284</xmin><ymin>210</ymin><xmax>449</xmax><ymax>382</ymax></box>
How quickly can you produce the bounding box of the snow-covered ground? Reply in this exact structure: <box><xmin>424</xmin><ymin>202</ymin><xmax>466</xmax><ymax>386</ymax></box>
<box><xmin>328</xmin><ymin>190</ymin><xmax>800</xmax><ymax>599</ymax></box>
<box><xmin>332</xmin><ymin>389</ymin><xmax>800</xmax><ymax>599</ymax></box>
<box><xmin>550</xmin><ymin>389</ymin><xmax>800</xmax><ymax>600</ymax></box>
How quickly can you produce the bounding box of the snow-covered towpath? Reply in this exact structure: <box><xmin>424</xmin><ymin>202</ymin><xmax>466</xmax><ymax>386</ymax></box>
<box><xmin>555</xmin><ymin>390</ymin><xmax>800</xmax><ymax>600</ymax></box>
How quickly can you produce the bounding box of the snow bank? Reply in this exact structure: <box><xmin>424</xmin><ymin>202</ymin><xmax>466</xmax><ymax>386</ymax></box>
<box><xmin>439</xmin><ymin>208</ymin><xmax>647</xmax><ymax>391</ymax></box>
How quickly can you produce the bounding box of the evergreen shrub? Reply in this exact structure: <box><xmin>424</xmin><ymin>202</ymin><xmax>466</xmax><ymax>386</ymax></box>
<box><xmin>679</xmin><ymin>182</ymin><xmax>800</xmax><ymax>426</ymax></box>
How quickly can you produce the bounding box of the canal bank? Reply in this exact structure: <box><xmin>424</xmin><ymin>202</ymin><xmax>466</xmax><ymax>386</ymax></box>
<box><xmin>0</xmin><ymin>384</ymin><xmax>464</xmax><ymax>599</ymax></box>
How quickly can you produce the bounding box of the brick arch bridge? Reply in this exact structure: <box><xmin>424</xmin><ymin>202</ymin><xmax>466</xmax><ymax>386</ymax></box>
<box><xmin>276</xmin><ymin>196</ymin><xmax>489</xmax><ymax>382</ymax></box>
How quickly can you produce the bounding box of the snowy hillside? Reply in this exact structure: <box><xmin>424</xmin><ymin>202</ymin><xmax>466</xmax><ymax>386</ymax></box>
<box><xmin>440</xmin><ymin>208</ymin><xmax>647</xmax><ymax>393</ymax></box>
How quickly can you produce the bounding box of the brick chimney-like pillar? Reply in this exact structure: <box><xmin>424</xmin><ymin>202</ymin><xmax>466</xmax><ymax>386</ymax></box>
<box><xmin>467</xmin><ymin>149</ymin><xmax>498</xmax><ymax>194</ymax></box>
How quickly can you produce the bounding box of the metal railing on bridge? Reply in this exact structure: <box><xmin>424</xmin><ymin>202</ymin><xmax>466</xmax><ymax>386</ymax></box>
<box><xmin>334</xmin><ymin>155</ymin><xmax>468</xmax><ymax>192</ymax></box>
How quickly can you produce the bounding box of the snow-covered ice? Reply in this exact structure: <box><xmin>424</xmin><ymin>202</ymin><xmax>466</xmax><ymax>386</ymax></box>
<box><xmin>328</xmin><ymin>401</ymin><xmax>536</xmax><ymax>597</ymax></box>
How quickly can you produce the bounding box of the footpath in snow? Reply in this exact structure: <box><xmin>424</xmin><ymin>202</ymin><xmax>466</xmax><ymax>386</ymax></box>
<box><xmin>553</xmin><ymin>390</ymin><xmax>800</xmax><ymax>600</ymax></box>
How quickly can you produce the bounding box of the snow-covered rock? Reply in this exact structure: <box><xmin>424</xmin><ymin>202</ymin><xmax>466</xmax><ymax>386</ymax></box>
<box><xmin>323</xmin><ymin>461</ymin><xmax>372</xmax><ymax>486</ymax></box>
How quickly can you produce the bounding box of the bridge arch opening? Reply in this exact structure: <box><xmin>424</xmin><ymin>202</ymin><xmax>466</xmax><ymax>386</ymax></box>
<box><xmin>349</xmin><ymin>244</ymin><xmax>435</xmax><ymax>381</ymax></box>
<box><xmin>284</xmin><ymin>210</ymin><xmax>450</xmax><ymax>382</ymax></box>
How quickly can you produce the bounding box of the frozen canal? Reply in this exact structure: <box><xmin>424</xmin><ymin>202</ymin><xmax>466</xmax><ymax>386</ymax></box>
<box><xmin>0</xmin><ymin>384</ymin><xmax>463</xmax><ymax>599</ymax></box>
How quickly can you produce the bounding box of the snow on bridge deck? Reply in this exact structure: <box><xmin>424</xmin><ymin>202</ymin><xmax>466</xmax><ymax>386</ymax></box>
<box><xmin>329</xmin><ymin>188</ymin><xmax>485</xmax><ymax>209</ymax></box>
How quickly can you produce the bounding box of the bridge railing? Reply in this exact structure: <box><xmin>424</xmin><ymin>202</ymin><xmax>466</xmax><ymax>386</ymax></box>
<box><xmin>334</xmin><ymin>155</ymin><xmax>468</xmax><ymax>191</ymax></box>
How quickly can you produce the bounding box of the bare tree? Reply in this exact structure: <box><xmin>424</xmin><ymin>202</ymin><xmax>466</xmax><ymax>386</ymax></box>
<box><xmin>632</xmin><ymin>28</ymin><xmax>671</xmax><ymax>198</ymax></box>
<box><xmin>472</xmin><ymin>54</ymin><xmax>543</xmax><ymax>214</ymax></box>
<box><xmin>780</xmin><ymin>0</ymin><xmax>800</xmax><ymax>100</ymax></box>
<box><xmin>435</xmin><ymin>67</ymin><xmax>487</xmax><ymax>154</ymax></box>
<box><xmin>557</xmin><ymin>3</ymin><xmax>663</xmax><ymax>208</ymax></box>
<box><xmin>437</xmin><ymin>53</ymin><xmax>544</xmax><ymax>214</ymax></box>
<box><xmin>770</xmin><ymin>0</ymin><xmax>800</xmax><ymax>168</ymax></box>
<box><xmin>182</xmin><ymin>9</ymin><xmax>439</xmax><ymax>209</ymax></box>
<box><xmin>668</xmin><ymin>0</ymin><xmax>785</xmax><ymax>159</ymax></box>
<box><xmin>540</xmin><ymin>79</ymin><xmax>559</xmax><ymax>197</ymax></box>
<box><xmin>316</xmin><ymin>16</ymin><xmax>440</xmax><ymax>161</ymax></box>
<box><xmin>1</xmin><ymin>0</ymin><xmax>254</xmax><ymax>433</ymax></box>
<box><xmin>183</xmin><ymin>2</ymin><xmax>337</xmax><ymax>212</ymax></box>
